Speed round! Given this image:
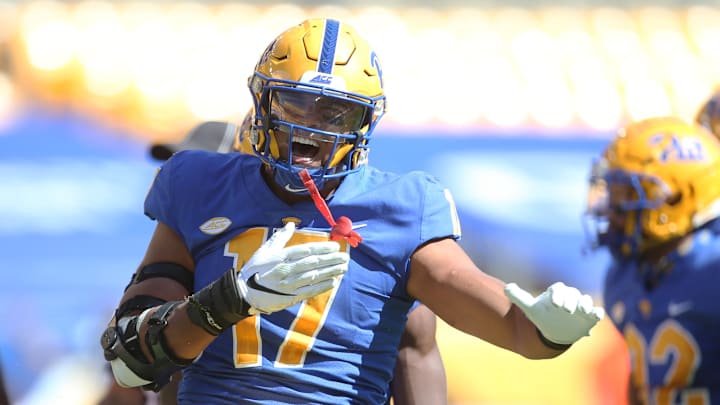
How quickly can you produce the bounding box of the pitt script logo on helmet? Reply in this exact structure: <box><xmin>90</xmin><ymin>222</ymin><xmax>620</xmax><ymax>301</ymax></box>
<box><xmin>583</xmin><ymin>116</ymin><xmax>720</xmax><ymax>259</ymax></box>
<box><xmin>245</xmin><ymin>18</ymin><xmax>386</xmax><ymax>193</ymax></box>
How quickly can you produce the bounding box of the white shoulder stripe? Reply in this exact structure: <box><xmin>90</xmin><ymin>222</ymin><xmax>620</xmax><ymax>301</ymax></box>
<box><xmin>444</xmin><ymin>188</ymin><xmax>462</xmax><ymax>237</ymax></box>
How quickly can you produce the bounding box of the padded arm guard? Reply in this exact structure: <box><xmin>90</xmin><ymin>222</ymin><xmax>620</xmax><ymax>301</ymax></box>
<box><xmin>186</xmin><ymin>267</ymin><xmax>251</xmax><ymax>335</ymax></box>
<box><xmin>101</xmin><ymin>302</ymin><xmax>192</xmax><ymax>391</ymax></box>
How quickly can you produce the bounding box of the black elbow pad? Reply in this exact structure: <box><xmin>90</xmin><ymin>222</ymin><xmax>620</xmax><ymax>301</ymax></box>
<box><xmin>101</xmin><ymin>301</ymin><xmax>192</xmax><ymax>392</ymax></box>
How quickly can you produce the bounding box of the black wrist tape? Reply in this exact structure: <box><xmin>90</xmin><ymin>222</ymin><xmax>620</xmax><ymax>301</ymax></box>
<box><xmin>186</xmin><ymin>268</ymin><xmax>252</xmax><ymax>336</ymax></box>
<box><xmin>536</xmin><ymin>327</ymin><xmax>573</xmax><ymax>351</ymax></box>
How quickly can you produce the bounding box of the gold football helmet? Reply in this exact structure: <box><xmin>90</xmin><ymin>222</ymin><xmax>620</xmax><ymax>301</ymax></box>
<box><xmin>585</xmin><ymin>116</ymin><xmax>720</xmax><ymax>258</ymax></box>
<box><xmin>246</xmin><ymin>18</ymin><xmax>386</xmax><ymax>193</ymax></box>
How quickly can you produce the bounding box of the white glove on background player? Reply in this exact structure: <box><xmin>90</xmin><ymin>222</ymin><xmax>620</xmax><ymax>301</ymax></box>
<box><xmin>238</xmin><ymin>222</ymin><xmax>349</xmax><ymax>314</ymax></box>
<box><xmin>505</xmin><ymin>282</ymin><xmax>605</xmax><ymax>346</ymax></box>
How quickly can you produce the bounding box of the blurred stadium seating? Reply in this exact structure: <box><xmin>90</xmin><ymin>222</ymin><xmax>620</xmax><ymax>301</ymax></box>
<box><xmin>1</xmin><ymin>1</ymin><xmax>717</xmax><ymax>404</ymax></box>
<box><xmin>0</xmin><ymin>1</ymin><xmax>719</xmax><ymax>139</ymax></box>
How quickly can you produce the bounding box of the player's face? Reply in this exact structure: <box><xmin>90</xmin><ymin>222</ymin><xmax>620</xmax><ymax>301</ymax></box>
<box><xmin>269</xmin><ymin>91</ymin><xmax>365</xmax><ymax>168</ymax></box>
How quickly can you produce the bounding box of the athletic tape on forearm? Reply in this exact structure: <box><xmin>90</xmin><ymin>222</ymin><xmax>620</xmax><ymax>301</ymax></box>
<box><xmin>186</xmin><ymin>268</ymin><xmax>251</xmax><ymax>335</ymax></box>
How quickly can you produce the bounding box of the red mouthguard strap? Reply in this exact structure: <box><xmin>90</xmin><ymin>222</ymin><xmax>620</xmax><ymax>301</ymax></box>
<box><xmin>299</xmin><ymin>169</ymin><xmax>362</xmax><ymax>247</ymax></box>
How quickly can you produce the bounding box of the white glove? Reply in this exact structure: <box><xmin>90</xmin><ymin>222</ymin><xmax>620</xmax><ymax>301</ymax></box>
<box><xmin>504</xmin><ymin>281</ymin><xmax>605</xmax><ymax>346</ymax></box>
<box><xmin>238</xmin><ymin>222</ymin><xmax>349</xmax><ymax>314</ymax></box>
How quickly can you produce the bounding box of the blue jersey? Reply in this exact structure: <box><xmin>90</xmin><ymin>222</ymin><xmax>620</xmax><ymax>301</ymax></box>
<box><xmin>604</xmin><ymin>223</ymin><xmax>720</xmax><ymax>404</ymax></box>
<box><xmin>144</xmin><ymin>150</ymin><xmax>461</xmax><ymax>404</ymax></box>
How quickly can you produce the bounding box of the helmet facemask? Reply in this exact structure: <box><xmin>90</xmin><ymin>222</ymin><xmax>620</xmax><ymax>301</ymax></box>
<box><xmin>251</xmin><ymin>83</ymin><xmax>376</xmax><ymax>193</ymax></box>
<box><xmin>696</xmin><ymin>89</ymin><xmax>720</xmax><ymax>139</ymax></box>
<box><xmin>584</xmin><ymin>159</ymin><xmax>674</xmax><ymax>259</ymax></box>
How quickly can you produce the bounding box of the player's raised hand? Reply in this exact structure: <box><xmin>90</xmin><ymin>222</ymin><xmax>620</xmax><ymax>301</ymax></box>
<box><xmin>505</xmin><ymin>282</ymin><xmax>604</xmax><ymax>346</ymax></box>
<box><xmin>238</xmin><ymin>222</ymin><xmax>349</xmax><ymax>314</ymax></box>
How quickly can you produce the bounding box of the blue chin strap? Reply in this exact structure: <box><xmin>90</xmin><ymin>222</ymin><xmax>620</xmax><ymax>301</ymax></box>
<box><xmin>273</xmin><ymin>165</ymin><xmax>326</xmax><ymax>195</ymax></box>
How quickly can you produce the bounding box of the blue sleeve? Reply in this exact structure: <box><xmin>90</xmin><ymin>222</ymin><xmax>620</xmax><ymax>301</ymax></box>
<box><xmin>420</xmin><ymin>174</ymin><xmax>462</xmax><ymax>243</ymax></box>
<box><xmin>144</xmin><ymin>152</ymin><xmax>183</xmax><ymax>235</ymax></box>
<box><xmin>396</xmin><ymin>172</ymin><xmax>462</xmax><ymax>299</ymax></box>
<box><xmin>142</xmin><ymin>150</ymin><xmax>248</xmax><ymax>254</ymax></box>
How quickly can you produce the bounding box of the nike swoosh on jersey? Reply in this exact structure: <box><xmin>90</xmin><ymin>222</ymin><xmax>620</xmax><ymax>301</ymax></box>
<box><xmin>667</xmin><ymin>301</ymin><xmax>693</xmax><ymax>317</ymax></box>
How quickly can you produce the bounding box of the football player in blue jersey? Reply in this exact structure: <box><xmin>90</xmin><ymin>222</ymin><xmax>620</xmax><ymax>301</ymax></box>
<box><xmin>101</xmin><ymin>18</ymin><xmax>604</xmax><ymax>404</ymax></box>
<box><xmin>696</xmin><ymin>88</ymin><xmax>720</xmax><ymax>138</ymax></box>
<box><xmin>584</xmin><ymin>116</ymin><xmax>720</xmax><ymax>404</ymax></box>
<box><xmin>99</xmin><ymin>115</ymin><xmax>448</xmax><ymax>405</ymax></box>
<box><xmin>234</xmin><ymin>111</ymin><xmax>448</xmax><ymax>405</ymax></box>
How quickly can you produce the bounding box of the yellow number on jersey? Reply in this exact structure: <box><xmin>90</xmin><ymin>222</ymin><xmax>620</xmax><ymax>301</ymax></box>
<box><xmin>625</xmin><ymin>320</ymin><xmax>708</xmax><ymax>404</ymax></box>
<box><xmin>225</xmin><ymin>227</ymin><xmax>347</xmax><ymax>368</ymax></box>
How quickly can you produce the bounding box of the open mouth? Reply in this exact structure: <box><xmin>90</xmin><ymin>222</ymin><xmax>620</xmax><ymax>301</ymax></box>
<box><xmin>291</xmin><ymin>136</ymin><xmax>321</xmax><ymax>165</ymax></box>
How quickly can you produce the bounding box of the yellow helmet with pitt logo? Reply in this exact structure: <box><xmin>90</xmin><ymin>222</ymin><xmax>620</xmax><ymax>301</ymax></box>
<box><xmin>585</xmin><ymin>116</ymin><xmax>720</xmax><ymax>258</ymax></box>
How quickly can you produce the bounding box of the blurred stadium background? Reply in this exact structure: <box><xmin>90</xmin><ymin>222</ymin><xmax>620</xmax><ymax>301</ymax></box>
<box><xmin>1</xmin><ymin>0</ymin><xmax>719</xmax><ymax>403</ymax></box>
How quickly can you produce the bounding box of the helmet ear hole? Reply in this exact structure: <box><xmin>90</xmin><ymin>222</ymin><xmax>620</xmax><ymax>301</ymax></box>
<box><xmin>666</xmin><ymin>192</ymin><xmax>682</xmax><ymax>206</ymax></box>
